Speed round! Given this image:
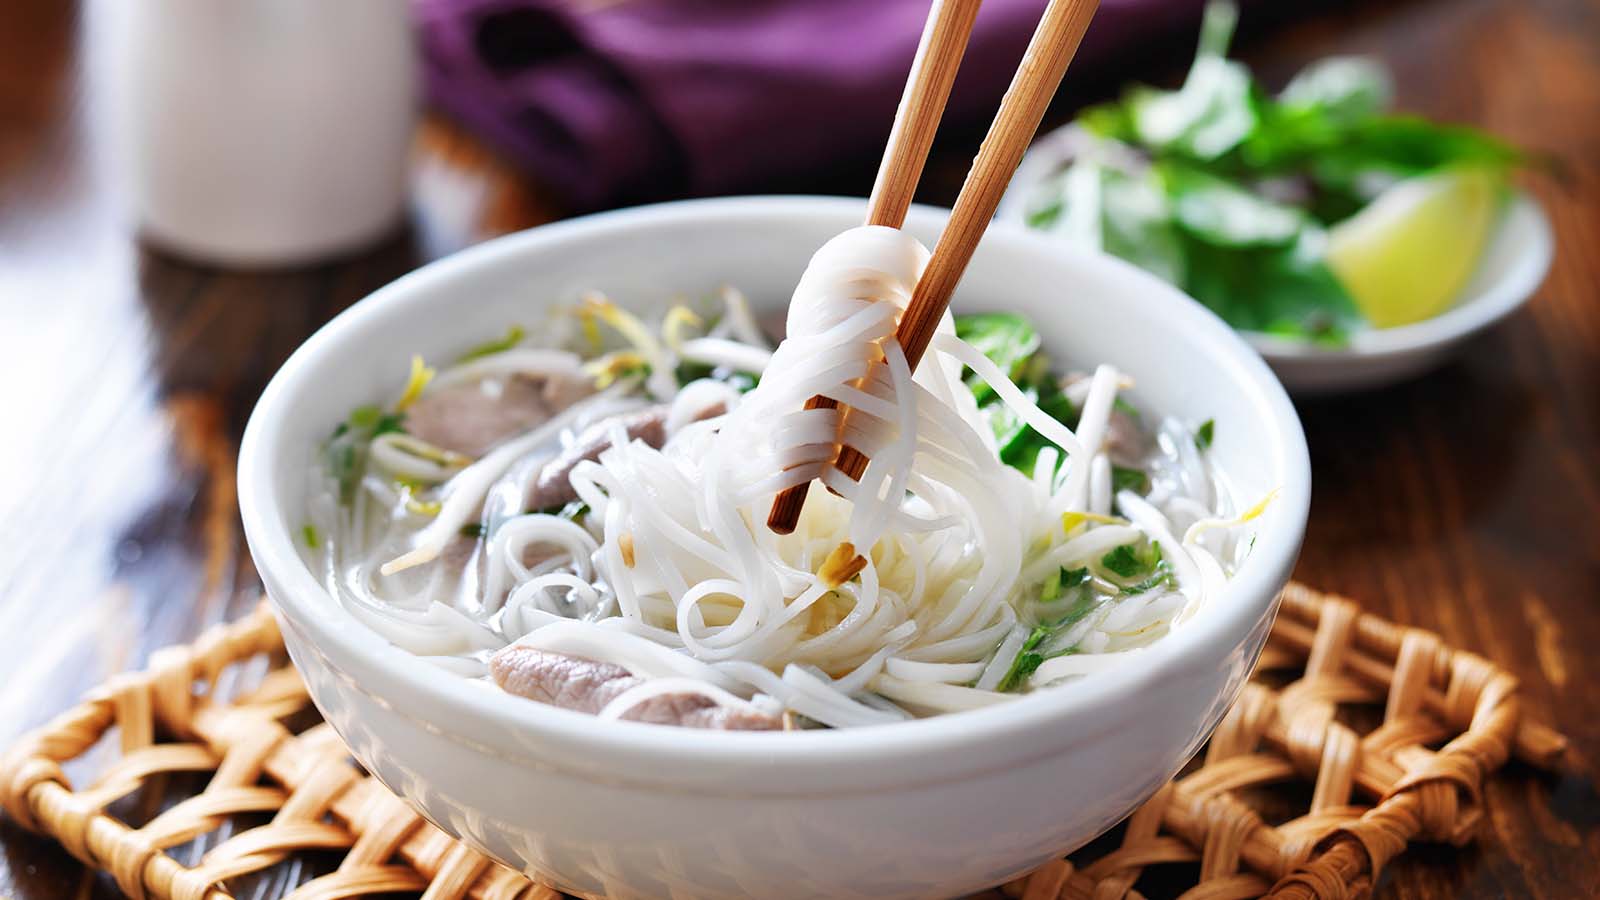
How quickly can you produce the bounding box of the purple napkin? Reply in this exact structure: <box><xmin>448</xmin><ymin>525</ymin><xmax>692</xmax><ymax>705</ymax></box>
<box><xmin>417</xmin><ymin>0</ymin><xmax>1205</xmax><ymax>210</ymax></box>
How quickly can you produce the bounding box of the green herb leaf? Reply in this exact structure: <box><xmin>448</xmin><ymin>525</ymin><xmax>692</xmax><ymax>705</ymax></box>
<box><xmin>1101</xmin><ymin>541</ymin><xmax>1162</xmax><ymax>578</ymax></box>
<box><xmin>459</xmin><ymin>523</ymin><xmax>487</xmax><ymax>539</ymax></box>
<box><xmin>301</xmin><ymin>524</ymin><xmax>321</xmax><ymax>549</ymax></box>
<box><xmin>372</xmin><ymin>412</ymin><xmax>406</xmax><ymax>437</ymax></box>
<box><xmin>998</xmin><ymin>587</ymin><xmax>1102</xmax><ymax>692</ymax></box>
<box><xmin>954</xmin><ymin>313</ymin><xmax>1042</xmax><ymax>404</ymax></box>
<box><xmin>1101</xmin><ymin>167</ymin><xmax>1189</xmax><ymax>285</ymax></box>
<box><xmin>1196</xmin><ymin>418</ymin><xmax>1215</xmax><ymax>450</ymax></box>
<box><xmin>1034</xmin><ymin>159</ymin><xmax>1189</xmax><ymax>286</ymax></box>
<box><xmin>325</xmin><ymin>436</ymin><xmax>362</xmax><ymax>505</ymax></box>
<box><xmin>1127</xmin><ymin>559</ymin><xmax>1176</xmax><ymax>594</ymax></box>
<box><xmin>347</xmin><ymin>405</ymin><xmax>383</xmax><ymax>432</ymax></box>
<box><xmin>324</xmin><ymin>405</ymin><xmax>409</xmax><ymax>505</ymax></box>
<box><xmin>1163</xmin><ymin>164</ymin><xmax>1306</xmax><ymax>248</ymax></box>
<box><xmin>1039</xmin><ymin>565</ymin><xmax>1091</xmax><ymax>605</ymax></box>
<box><xmin>1111</xmin><ymin>465</ymin><xmax>1150</xmax><ymax>495</ymax></box>
<box><xmin>1278</xmin><ymin>56</ymin><xmax>1392</xmax><ymax>126</ymax></box>
<box><xmin>1181</xmin><ymin>229</ymin><xmax>1360</xmax><ymax>342</ymax></box>
<box><xmin>676</xmin><ymin>361</ymin><xmax>760</xmax><ymax>393</ymax></box>
<box><xmin>999</xmin><ymin>387</ymin><xmax>1080</xmax><ymax>479</ymax></box>
<box><xmin>1126</xmin><ymin>4</ymin><xmax>1254</xmax><ymax>161</ymax></box>
<box><xmin>998</xmin><ymin>645</ymin><xmax>1050</xmax><ymax>692</ymax></box>
<box><xmin>954</xmin><ymin>313</ymin><xmax>1086</xmax><ymax>479</ymax></box>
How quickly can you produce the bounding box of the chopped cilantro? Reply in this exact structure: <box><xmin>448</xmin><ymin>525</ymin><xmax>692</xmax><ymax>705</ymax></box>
<box><xmin>301</xmin><ymin>524</ymin><xmax>320</xmax><ymax>549</ymax></box>
<box><xmin>998</xmin><ymin>625</ymin><xmax>1053</xmax><ymax>692</ymax></box>
<box><xmin>998</xmin><ymin>590</ymin><xmax>1101</xmax><ymax>692</ymax></box>
<box><xmin>1196</xmin><ymin>418</ymin><xmax>1215</xmax><ymax>450</ymax></box>
<box><xmin>347</xmin><ymin>405</ymin><xmax>383</xmax><ymax>432</ymax></box>
<box><xmin>1126</xmin><ymin>556</ymin><xmax>1175</xmax><ymax>594</ymax></box>
<box><xmin>459</xmin><ymin>523</ymin><xmax>487</xmax><ymax>539</ymax></box>
<box><xmin>325</xmin><ymin>406</ymin><xmax>408</xmax><ymax>504</ymax></box>
<box><xmin>1053</xmin><ymin>591</ymin><xmax>1101</xmax><ymax>629</ymax></box>
<box><xmin>1039</xmin><ymin>566</ymin><xmax>1089</xmax><ymax>604</ymax></box>
<box><xmin>1101</xmin><ymin>541</ymin><xmax>1162</xmax><ymax>578</ymax></box>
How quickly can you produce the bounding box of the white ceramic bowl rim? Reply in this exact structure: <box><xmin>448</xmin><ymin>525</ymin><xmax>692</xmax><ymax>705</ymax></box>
<box><xmin>238</xmin><ymin>196</ymin><xmax>1311</xmax><ymax>769</ymax></box>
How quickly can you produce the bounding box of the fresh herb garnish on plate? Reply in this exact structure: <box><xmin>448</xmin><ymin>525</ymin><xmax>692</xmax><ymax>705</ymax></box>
<box><xmin>1022</xmin><ymin>1</ymin><xmax>1524</xmax><ymax>343</ymax></box>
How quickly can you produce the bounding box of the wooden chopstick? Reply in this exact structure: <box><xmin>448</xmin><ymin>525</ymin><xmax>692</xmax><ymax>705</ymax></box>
<box><xmin>830</xmin><ymin>0</ymin><xmax>1101</xmax><ymax>486</ymax></box>
<box><xmin>767</xmin><ymin>0</ymin><xmax>982</xmax><ymax>535</ymax></box>
<box><xmin>864</xmin><ymin>0</ymin><xmax>984</xmax><ymax>230</ymax></box>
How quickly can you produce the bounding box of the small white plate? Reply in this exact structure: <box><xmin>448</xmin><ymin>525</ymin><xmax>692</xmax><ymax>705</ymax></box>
<box><xmin>998</xmin><ymin>129</ymin><xmax>1555</xmax><ymax>394</ymax></box>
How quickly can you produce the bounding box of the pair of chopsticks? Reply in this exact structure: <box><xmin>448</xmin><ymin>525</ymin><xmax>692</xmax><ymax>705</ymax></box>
<box><xmin>768</xmin><ymin>0</ymin><xmax>1100</xmax><ymax>534</ymax></box>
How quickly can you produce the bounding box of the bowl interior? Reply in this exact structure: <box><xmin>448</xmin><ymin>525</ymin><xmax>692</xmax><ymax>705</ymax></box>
<box><xmin>240</xmin><ymin>195</ymin><xmax>1310</xmax><ymax>761</ymax></box>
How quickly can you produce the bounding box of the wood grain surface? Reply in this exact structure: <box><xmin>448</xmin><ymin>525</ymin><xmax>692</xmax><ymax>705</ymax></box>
<box><xmin>1</xmin><ymin>0</ymin><xmax>1595</xmax><ymax>897</ymax></box>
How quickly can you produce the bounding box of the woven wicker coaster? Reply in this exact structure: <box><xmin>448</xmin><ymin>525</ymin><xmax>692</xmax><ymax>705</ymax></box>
<box><xmin>0</xmin><ymin>583</ymin><xmax>1568</xmax><ymax>900</ymax></box>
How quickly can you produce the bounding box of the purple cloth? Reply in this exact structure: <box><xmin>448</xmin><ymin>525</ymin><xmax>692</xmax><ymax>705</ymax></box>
<box><xmin>417</xmin><ymin>0</ymin><xmax>1205</xmax><ymax>210</ymax></box>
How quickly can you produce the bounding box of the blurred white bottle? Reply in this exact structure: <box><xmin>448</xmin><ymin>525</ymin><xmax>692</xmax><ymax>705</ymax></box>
<box><xmin>103</xmin><ymin>0</ymin><xmax>418</xmax><ymax>265</ymax></box>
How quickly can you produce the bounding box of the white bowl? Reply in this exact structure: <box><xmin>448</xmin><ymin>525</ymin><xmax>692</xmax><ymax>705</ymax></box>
<box><xmin>239</xmin><ymin>196</ymin><xmax>1311</xmax><ymax>900</ymax></box>
<box><xmin>998</xmin><ymin>128</ymin><xmax>1554</xmax><ymax>395</ymax></box>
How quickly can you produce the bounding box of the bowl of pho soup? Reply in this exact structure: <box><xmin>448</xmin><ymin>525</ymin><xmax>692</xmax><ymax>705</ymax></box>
<box><xmin>240</xmin><ymin>196</ymin><xmax>1309</xmax><ymax>900</ymax></box>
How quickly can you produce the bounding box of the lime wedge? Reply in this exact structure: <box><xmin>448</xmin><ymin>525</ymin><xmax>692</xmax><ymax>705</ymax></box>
<box><xmin>1325</xmin><ymin>168</ymin><xmax>1504</xmax><ymax>328</ymax></box>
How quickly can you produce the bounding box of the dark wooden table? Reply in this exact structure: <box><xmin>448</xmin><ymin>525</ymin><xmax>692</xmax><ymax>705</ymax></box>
<box><xmin>2</xmin><ymin>0</ymin><xmax>1596</xmax><ymax>897</ymax></box>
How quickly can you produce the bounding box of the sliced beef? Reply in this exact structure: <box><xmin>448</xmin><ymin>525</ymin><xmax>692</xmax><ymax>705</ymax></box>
<box><xmin>440</xmin><ymin>533</ymin><xmax>480</xmax><ymax>571</ymax></box>
<box><xmin>407</xmin><ymin>374</ymin><xmax>592</xmax><ymax>458</ymax></box>
<box><xmin>491</xmin><ymin>647</ymin><xmax>638</xmax><ymax>713</ymax></box>
<box><xmin>621</xmin><ymin>692</ymin><xmax>783</xmax><ymax>731</ymax></box>
<box><xmin>489</xmin><ymin>646</ymin><xmax>781</xmax><ymax>731</ymax></box>
<box><xmin>524</xmin><ymin>401</ymin><xmax>722</xmax><ymax>512</ymax></box>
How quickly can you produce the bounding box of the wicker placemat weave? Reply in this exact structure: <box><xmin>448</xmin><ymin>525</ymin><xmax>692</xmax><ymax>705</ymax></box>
<box><xmin>0</xmin><ymin>582</ymin><xmax>1568</xmax><ymax>900</ymax></box>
